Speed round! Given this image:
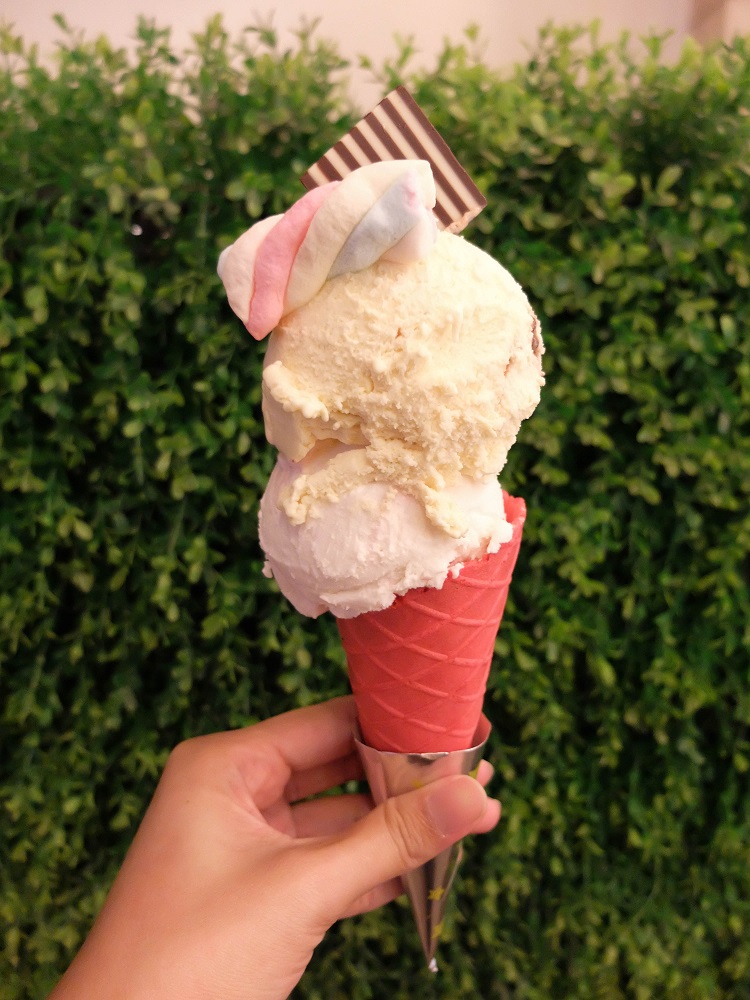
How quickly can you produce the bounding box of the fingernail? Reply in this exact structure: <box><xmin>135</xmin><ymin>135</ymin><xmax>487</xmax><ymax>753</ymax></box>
<box><xmin>426</xmin><ymin>776</ymin><xmax>487</xmax><ymax>839</ymax></box>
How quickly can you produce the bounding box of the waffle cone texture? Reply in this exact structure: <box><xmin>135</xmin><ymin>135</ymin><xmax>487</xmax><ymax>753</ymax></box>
<box><xmin>337</xmin><ymin>492</ymin><xmax>526</xmax><ymax>753</ymax></box>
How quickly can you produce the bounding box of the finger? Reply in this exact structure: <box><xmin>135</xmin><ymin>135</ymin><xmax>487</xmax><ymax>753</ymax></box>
<box><xmin>290</xmin><ymin>793</ymin><xmax>372</xmax><ymax>838</ymax></box>
<box><xmin>251</xmin><ymin>696</ymin><xmax>358</xmax><ymax>773</ymax></box>
<box><xmin>342</xmin><ymin>831</ymin><xmax>541</xmax><ymax>915</ymax></box>
<box><xmin>307</xmin><ymin>774</ymin><xmax>492</xmax><ymax>920</ymax></box>
<box><xmin>161</xmin><ymin>698</ymin><xmax>358</xmax><ymax>802</ymax></box>
<box><xmin>338</xmin><ymin>877</ymin><xmax>403</xmax><ymax>919</ymax></box>
<box><xmin>288</xmin><ymin>753</ymin><xmax>490</xmax><ymax>805</ymax></box>
<box><xmin>472</xmin><ymin>796</ymin><xmax>502</xmax><ymax>834</ymax></box>
<box><xmin>476</xmin><ymin>759</ymin><xmax>494</xmax><ymax>787</ymax></box>
<box><xmin>285</xmin><ymin>751</ymin><xmax>363</xmax><ymax>804</ymax></box>
<box><xmin>290</xmin><ymin>784</ymin><xmax>501</xmax><ymax>929</ymax></box>
<box><xmin>288</xmin><ymin>754</ymin><xmax>491</xmax><ymax>807</ymax></box>
<box><xmin>234</xmin><ymin>698</ymin><xmax>360</xmax><ymax>807</ymax></box>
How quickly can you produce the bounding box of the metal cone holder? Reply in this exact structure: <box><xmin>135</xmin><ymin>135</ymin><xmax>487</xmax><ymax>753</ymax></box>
<box><xmin>354</xmin><ymin>715</ymin><xmax>491</xmax><ymax>971</ymax></box>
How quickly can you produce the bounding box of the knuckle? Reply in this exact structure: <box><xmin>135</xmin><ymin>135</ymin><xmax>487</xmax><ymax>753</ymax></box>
<box><xmin>163</xmin><ymin>734</ymin><xmax>208</xmax><ymax>776</ymax></box>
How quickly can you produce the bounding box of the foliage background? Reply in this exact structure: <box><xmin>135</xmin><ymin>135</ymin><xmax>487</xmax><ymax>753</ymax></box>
<box><xmin>1</xmin><ymin>17</ymin><xmax>749</xmax><ymax>999</ymax></box>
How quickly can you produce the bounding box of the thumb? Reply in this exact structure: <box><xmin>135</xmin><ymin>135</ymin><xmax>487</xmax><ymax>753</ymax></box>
<box><xmin>313</xmin><ymin>775</ymin><xmax>489</xmax><ymax>916</ymax></box>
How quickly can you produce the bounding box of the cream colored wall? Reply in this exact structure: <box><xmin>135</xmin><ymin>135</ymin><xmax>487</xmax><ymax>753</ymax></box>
<box><xmin>725</xmin><ymin>0</ymin><xmax>750</xmax><ymax>33</ymax></box>
<box><xmin>3</xmin><ymin>0</ymin><xmax>695</xmax><ymax>107</ymax></box>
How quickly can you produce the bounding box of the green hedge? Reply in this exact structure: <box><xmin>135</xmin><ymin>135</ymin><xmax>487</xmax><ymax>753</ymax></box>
<box><xmin>2</xmin><ymin>18</ymin><xmax>749</xmax><ymax>999</ymax></box>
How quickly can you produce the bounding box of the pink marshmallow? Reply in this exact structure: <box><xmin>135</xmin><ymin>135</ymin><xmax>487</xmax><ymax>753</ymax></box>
<box><xmin>247</xmin><ymin>183</ymin><xmax>339</xmax><ymax>339</ymax></box>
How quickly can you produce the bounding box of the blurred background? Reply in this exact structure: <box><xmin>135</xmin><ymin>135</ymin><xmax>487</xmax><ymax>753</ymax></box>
<box><xmin>5</xmin><ymin>0</ymin><xmax>750</xmax><ymax>107</ymax></box>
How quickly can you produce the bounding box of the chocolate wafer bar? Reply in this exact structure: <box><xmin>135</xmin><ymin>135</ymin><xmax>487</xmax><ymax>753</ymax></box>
<box><xmin>301</xmin><ymin>87</ymin><xmax>486</xmax><ymax>233</ymax></box>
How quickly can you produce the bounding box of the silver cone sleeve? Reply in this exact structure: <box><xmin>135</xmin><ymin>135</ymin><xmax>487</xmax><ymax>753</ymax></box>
<box><xmin>354</xmin><ymin>715</ymin><xmax>491</xmax><ymax>970</ymax></box>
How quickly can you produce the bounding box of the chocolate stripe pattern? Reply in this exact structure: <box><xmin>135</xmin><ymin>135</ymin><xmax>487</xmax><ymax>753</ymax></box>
<box><xmin>301</xmin><ymin>87</ymin><xmax>486</xmax><ymax>233</ymax></box>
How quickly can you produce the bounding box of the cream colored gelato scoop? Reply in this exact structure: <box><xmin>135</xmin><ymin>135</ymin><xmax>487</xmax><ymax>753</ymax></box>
<box><xmin>261</xmin><ymin>231</ymin><xmax>544</xmax><ymax>539</ymax></box>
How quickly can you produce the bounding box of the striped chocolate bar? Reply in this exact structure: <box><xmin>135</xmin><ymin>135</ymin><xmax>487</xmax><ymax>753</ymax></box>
<box><xmin>300</xmin><ymin>87</ymin><xmax>486</xmax><ymax>233</ymax></box>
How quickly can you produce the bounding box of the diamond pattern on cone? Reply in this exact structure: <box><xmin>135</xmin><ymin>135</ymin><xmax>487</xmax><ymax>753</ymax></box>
<box><xmin>337</xmin><ymin>493</ymin><xmax>526</xmax><ymax>753</ymax></box>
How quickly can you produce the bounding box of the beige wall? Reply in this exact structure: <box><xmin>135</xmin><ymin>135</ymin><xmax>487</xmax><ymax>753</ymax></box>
<box><xmin>1</xmin><ymin>0</ymin><xmax>700</xmax><ymax>107</ymax></box>
<box><xmin>726</xmin><ymin>0</ymin><xmax>750</xmax><ymax>32</ymax></box>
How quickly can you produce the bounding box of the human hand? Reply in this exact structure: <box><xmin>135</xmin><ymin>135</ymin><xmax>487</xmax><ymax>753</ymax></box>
<box><xmin>50</xmin><ymin>696</ymin><xmax>500</xmax><ymax>1000</ymax></box>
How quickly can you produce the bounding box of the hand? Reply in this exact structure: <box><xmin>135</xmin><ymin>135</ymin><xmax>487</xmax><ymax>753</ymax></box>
<box><xmin>50</xmin><ymin>696</ymin><xmax>500</xmax><ymax>1000</ymax></box>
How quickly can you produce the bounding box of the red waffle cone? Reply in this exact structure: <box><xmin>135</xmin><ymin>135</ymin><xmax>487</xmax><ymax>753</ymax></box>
<box><xmin>337</xmin><ymin>492</ymin><xmax>526</xmax><ymax>753</ymax></box>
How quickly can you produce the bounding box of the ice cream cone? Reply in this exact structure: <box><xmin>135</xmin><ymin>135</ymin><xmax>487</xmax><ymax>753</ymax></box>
<box><xmin>337</xmin><ymin>493</ymin><xmax>526</xmax><ymax>754</ymax></box>
<box><xmin>220</xmin><ymin>98</ymin><xmax>546</xmax><ymax>975</ymax></box>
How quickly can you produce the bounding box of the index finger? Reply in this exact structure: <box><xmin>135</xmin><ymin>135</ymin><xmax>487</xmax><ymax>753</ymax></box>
<box><xmin>249</xmin><ymin>696</ymin><xmax>358</xmax><ymax>771</ymax></box>
<box><xmin>240</xmin><ymin>696</ymin><xmax>360</xmax><ymax>807</ymax></box>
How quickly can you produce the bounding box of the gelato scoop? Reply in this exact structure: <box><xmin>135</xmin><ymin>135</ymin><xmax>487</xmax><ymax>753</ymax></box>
<box><xmin>259</xmin><ymin>449</ymin><xmax>514</xmax><ymax>618</ymax></box>
<box><xmin>261</xmin><ymin>230</ymin><xmax>544</xmax><ymax>544</ymax></box>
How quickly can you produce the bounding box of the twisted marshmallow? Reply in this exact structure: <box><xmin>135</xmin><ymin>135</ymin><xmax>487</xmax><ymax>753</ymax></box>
<box><xmin>218</xmin><ymin>160</ymin><xmax>438</xmax><ymax>340</ymax></box>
